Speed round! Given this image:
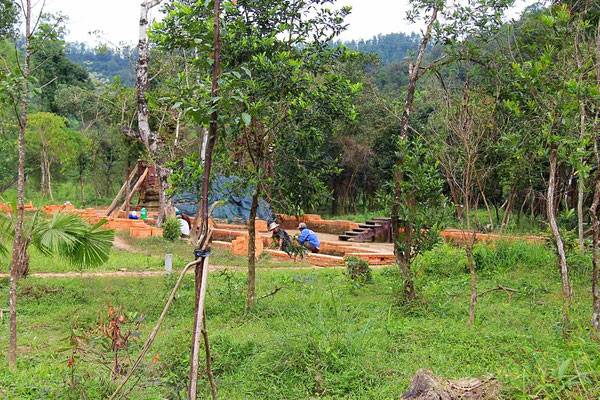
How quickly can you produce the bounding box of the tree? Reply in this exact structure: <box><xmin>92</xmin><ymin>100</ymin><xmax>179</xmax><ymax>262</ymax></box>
<box><xmin>25</xmin><ymin>112</ymin><xmax>81</xmax><ymax>201</ymax></box>
<box><xmin>0</xmin><ymin>211</ymin><xmax>113</xmax><ymax>366</ymax></box>
<box><xmin>122</xmin><ymin>0</ymin><xmax>175</xmax><ymax>226</ymax></box>
<box><xmin>6</xmin><ymin>0</ymin><xmax>33</xmax><ymax>370</ymax></box>
<box><xmin>389</xmin><ymin>0</ymin><xmax>513</xmax><ymax>303</ymax></box>
<box><xmin>157</xmin><ymin>0</ymin><xmax>356</xmax><ymax>311</ymax></box>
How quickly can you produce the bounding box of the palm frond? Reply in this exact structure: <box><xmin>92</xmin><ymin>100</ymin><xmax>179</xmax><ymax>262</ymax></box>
<box><xmin>32</xmin><ymin>212</ymin><xmax>87</xmax><ymax>256</ymax></box>
<box><xmin>32</xmin><ymin>212</ymin><xmax>114</xmax><ymax>268</ymax></box>
<box><xmin>69</xmin><ymin>223</ymin><xmax>114</xmax><ymax>268</ymax></box>
<box><xmin>0</xmin><ymin>213</ymin><xmax>13</xmax><ymax>258</ymax></box>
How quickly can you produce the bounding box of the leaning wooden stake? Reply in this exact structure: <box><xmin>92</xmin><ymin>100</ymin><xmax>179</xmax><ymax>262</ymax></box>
<box><xmin>202</xmin><ymin>309</ymin><xmax>218</xmax><ymax>400</ymax></box>
<box><xmin>117</xmin><ymin>167</ymin><xmax>149</xmax><ymax>215</ymax></box>
<box><xmin>106</xmin><ymin>164</ymin><xmax>139</xmax><ymax>217</ymax></box>
<box><xmin>189</xmin><ymin>237</ymin><xmax>213</xmax><ymax>399</ymax></box>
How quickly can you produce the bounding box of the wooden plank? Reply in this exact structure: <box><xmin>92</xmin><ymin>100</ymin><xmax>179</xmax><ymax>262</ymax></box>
<box><xmin>106</xmin><ymin>163</ymin><xmax>139</xmax><ymax>217</ymax></box>
<box><xmin>117</xmin><ymin>167</ymin><xmax>149</xmax><ymax>216</ymax></box>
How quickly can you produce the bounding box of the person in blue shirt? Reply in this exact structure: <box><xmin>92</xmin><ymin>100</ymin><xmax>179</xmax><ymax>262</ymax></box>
<box><xmin>297</xmin><ymin>222</ymin><xmax>320</xmax><ymax>253</ymax></box>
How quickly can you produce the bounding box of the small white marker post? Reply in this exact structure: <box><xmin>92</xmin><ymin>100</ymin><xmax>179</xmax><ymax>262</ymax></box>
<box><xmin>165</xmin><ymin>254</ymin><xmax>173</xmax><ymax>275</ymax></box>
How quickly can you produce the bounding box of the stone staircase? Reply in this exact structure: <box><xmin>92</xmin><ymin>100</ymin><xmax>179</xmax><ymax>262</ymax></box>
<box><xmin>338</xmin><ymin>218</ymin><xmax>392</xmax><ymax>243</ymax></box>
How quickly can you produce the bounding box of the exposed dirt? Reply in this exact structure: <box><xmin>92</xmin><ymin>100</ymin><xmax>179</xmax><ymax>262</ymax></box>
<box><xmin>112</xmin><ymin>235</ymin><xmax>138</xmax><ymax>253</ymax></box>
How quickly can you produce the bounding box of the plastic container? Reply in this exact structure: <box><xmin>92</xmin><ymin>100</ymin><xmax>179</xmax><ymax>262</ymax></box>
<box><xmin>140</xmin><ymin>208</ymin><xmax>147</xmax><ymax>219</ymax></box>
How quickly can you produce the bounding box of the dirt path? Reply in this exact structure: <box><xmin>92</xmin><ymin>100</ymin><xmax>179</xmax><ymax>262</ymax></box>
<box><xmin>112</xmin><ymin>235</ymin><xmax>139</xmax><ymax>253</ymax></box>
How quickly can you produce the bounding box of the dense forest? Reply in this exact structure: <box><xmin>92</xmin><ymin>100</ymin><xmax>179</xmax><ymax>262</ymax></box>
<box><xmin>2</xmin><ymin>0</ymin><xmax>600</xmax><ymax>398</ymax></box>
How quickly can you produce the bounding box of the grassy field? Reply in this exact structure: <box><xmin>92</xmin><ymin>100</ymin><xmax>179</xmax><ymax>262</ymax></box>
<box><xmin>1</xmin><ymin>239</ymin><xmax>599</xmax><ymax>399</ymax></box>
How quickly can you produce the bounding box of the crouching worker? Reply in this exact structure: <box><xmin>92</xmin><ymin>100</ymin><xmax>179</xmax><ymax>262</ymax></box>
<box><xmin>297</xmin><ymin>222</ymin><xmax>320</xmax><ymax>253</ymax></box>
<box><xmin>176</xmin><ymin>209</ymin><xmax>191</xmax><ymax>237</ymax></box>
<box><xmin>269</xmin><ymin>222</ymin><xmax>292</xmax><ymax>255</ymax></box>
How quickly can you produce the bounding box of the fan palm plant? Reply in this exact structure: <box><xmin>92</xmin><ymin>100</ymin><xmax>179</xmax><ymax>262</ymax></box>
<box><xmin>1</xmin><ymin>209</ymin><xmax>114</xmax><ymax>367</ymax></box>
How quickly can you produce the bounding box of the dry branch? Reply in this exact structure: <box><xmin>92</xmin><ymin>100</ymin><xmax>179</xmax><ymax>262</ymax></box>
<box><xmin>258</xmin><ymin>286</ymin><xmax>282</xmax><ymax>300</ymax></box>
<box><xmin>477</xmin><ymin>285</ymin><xmax>518</xmax><ymax>302</ymax></box>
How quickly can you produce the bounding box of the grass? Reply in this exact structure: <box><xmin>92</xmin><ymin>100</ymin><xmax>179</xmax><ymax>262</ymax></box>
<box><xmin>1</xmin><ymin>239</ymin><xmax>599</xmax><ymax>399</ymax></box>
<box><xmin>2</xmin><ymin>182</ymin><xmax>116</xmax><ymax>209</ymax></box>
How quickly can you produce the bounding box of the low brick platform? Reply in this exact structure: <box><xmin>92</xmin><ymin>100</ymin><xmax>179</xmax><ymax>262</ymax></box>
<box><xmin>0</xmin><ymin>201</ymin><xmax>36</xmax><ymax>213</ymax></box>
<box><xmin>39</xmin><ymin>206</ymin><xmax>163</xmax><ymax>239</ymax></box>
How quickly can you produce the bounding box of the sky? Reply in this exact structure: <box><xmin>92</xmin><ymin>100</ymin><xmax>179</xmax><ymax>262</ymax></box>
<box><xmin>38</xmin><ymin>0</ymin><xmax>533</xmax><ymax>47</ymax></box>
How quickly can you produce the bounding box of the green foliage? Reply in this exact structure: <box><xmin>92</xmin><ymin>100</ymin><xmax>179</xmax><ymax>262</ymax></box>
<box><xmin>162</xmin><ymin>217</ymin><xmax>181</xmax><ymax>242</ymax></box>
<box><xmin>345</xmin><ymin>256</ymin><xmax>372</xmax><ymax>283</ymax></box>
<box><xmin>0</xmin><ymin>0</ymin><xmax>18</xmax><ymax>39</ymax></box>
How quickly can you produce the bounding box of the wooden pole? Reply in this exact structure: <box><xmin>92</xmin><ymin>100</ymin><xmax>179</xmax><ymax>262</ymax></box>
<box><xmin>106</xmin><ymin>163</ymin><xmax>139</xmax><ymax>217</ymax></box>
<box><xmin>117</xmin><ymin>167</ymin><xmax>149</xmax><ymax>216</ymax></box>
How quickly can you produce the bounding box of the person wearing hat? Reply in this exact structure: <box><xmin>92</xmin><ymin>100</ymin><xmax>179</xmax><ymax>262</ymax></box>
<box><xmin>175</xmin><ymin>209</ymin><xmax>191</xmax><ymax>237</ymax></box>
<box><xmin>269</xmin><ymin>222</ymin><xmax>291</xmax><ymax>255</ymax></box>
<box><xmin>297</xmin><ymin>222</ymin><xmax>320</xmax><ymax>253</ymax></box>
<box><xmin>128</xmin><ymin>210</ymin><xmax>140</xmax><ymax>220</ymax></box>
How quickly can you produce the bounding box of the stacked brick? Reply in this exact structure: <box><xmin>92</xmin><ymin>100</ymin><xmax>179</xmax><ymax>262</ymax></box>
<box><xmin>40</xmin><ymin>206</ymin><xmax>163</xmax><ymax>239</ymax></box>
<box><xmin>0</xmin><ymin>201</ymin><xmax>36</xmax><ymax>213</ymax></box>
<box><xmin>231</xmin><ymin>235</ymin><xmax>264</xmax><ymax>256</ymax></box>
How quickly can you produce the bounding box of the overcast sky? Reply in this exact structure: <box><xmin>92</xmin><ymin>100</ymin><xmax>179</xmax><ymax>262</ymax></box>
<box><xmin>37</xmin><ymin>0</ymin><xmax>532</xmax><ymax>47</ymax></box>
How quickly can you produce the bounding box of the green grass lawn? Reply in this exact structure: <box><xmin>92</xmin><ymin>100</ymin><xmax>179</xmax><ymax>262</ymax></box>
<box><xmin>1</xmin><ymin>232</ymin><xmax>313</xmax><ymax>275</ymax></box>
<box><xmin>1</xmin><ymin>240</ymin><xmax>599</xmax><ymax>399</ymax></box>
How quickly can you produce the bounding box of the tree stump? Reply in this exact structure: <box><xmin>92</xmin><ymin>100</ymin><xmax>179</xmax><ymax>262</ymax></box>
<box><xmin>401</xmin><ymin>369</ymin><xmax>500</xmax><ymax>400</ymax></box>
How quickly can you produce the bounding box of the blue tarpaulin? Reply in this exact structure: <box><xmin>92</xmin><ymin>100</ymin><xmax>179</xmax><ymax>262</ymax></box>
<box><xmin>173</xmin><ymin>176</ymin><xmax>275</xmax><ymax>223</ymax></box>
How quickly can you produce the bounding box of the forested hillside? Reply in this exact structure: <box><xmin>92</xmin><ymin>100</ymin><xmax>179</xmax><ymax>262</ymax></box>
<box><xmin>342</xmin><ymin>32</ymin><xmax>421</xmax><ymax>65</ymax></box>
<box><xmin>66</xmin><ymin>42</ymin><xmax>136</xmax><ymax>85</ymax></box>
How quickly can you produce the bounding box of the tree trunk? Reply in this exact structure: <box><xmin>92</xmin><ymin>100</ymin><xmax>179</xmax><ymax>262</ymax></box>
<box><xmin>8</xmin><ymin>0</ymin><xmax>32</xmax><ymax>369</ymax></box>
<box><xmin>390</xmin><ymin>7</ymin><xmax>438</xmax><ymax>302</ymax></box>
<box><xmin>577</xmin><ymin>100</ymin><xmax>587</xmax><ymax>251</ymax></box>
<box><xmin>591</xmin><ymin>17</ymin><xmax>600</xmax><ymax>334</ymax></box>
<box><xmin>45</xmin><ymin>156</ymin><xmax>53</xmax><ymax>202</ymax></box>
<box><xmin>475</xmin><ymin>169</ymin><xmax>493</xmax><ymax>230</ymax></box>
<box><xmin>245</xmin><ymin>189</ymin><xmax>260</xmax><ymax>311</ymax></box>
<box><xmin>500</xmin><ymin>185</ymin><xmax>516</xmax><ymax>233</ymax></box>
<box><xmin>589</xmin><ymin>152</ymin><xmax>600</xmax><ymax>333</ymax></box>
<box><xmin>40</xmin><ymin>154</ymin><xmax>46</xmax><ymax>198</ymax></box>
<box><xmin>547</xmin><ymin>144</ymin><xmax>571</xmax><ymax>337</ymax></box>
<box><xmin>135</xmin><ymin>1</ymin><xmax>158</xmax><ymax>154</ymax></box>
<box><xmin>577</xmin><ymin>176</ymin><xmax>585</xmax><ymax>252</ymax></box>
<box><xmin>80</xmin><ymin>174</ymin><xmax>85</xmax><ymax>204</ymax></box>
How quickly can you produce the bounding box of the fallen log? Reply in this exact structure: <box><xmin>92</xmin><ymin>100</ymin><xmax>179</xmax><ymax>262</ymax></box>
<box><xmin>401</xmin><ymin>369</ymin><xmax>500</xmax><ymax>400</ymax></box>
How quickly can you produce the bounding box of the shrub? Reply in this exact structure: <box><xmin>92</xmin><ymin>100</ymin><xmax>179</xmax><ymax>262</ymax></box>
<box><xmin>162</xmin><ymin>217</ymin><xmax>181</xmax><ymax>241</ymax></box>
<box><xmin>345</xmin><ymin>256</ymin><xmax>372</xmax><ymax>283</ymax></box>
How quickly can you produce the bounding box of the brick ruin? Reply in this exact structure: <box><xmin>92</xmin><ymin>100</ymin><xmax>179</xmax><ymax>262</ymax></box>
<box><xmin>0</xmin><ymin>203</ymin><xmax>547</xmax><ymax>267</ymax></box>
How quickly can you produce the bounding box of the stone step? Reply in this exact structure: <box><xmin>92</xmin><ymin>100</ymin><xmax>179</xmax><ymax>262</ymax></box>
<box><xmin>359</xmin><ymin>224</ymin><xmax>380</xmax><ymax>229</ymax></box>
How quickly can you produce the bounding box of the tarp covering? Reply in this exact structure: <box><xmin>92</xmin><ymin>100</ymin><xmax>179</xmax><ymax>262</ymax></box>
<box><xmin>173</xmin><ymin>176</ymin><xmax>275</xmax><ymax>223</ymax></box>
